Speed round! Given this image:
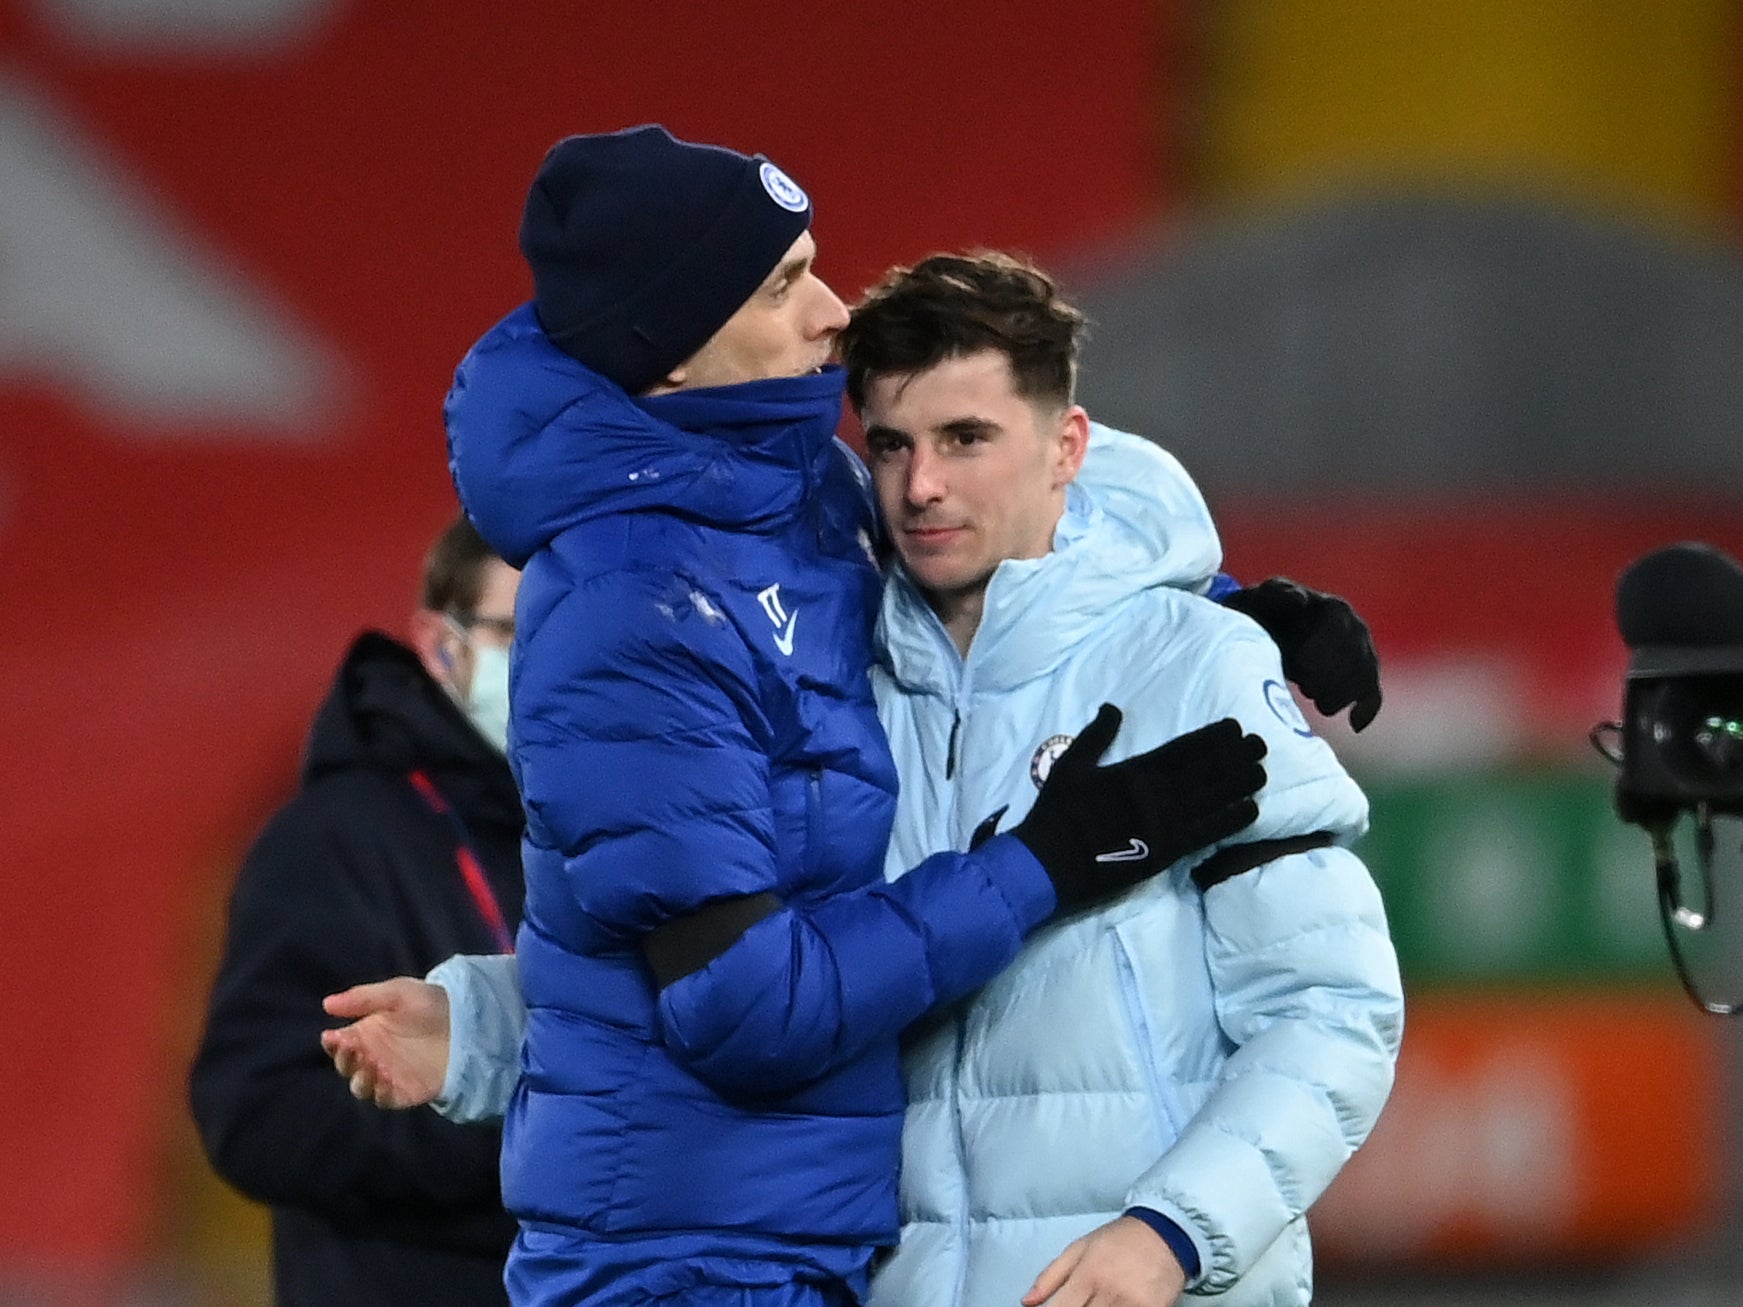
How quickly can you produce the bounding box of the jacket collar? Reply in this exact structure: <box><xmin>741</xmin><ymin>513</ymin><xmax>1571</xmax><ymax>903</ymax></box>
<box><xmin>446</xmin><ymin>304</ymin><xmax>846</xmax><ymax>566</ymax></box>
<box><xmin>877</xmin><ymin>482</ymin><xmax>1189</xmax><ymax>696</ymax></box>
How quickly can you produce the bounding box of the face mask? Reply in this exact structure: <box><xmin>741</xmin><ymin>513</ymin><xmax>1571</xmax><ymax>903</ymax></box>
<box><xmin>461</xmin><ymin>643</ymin><xmax>511</xmax><ymax>755</ymax></box>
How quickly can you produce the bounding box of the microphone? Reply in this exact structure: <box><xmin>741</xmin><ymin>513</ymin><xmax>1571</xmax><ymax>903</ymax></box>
<box><xmin>1612</xmin><ymin>542</ymin><xmax>1743</xmax><ymax>818</ymax></box>
<box><xmin>1602</xmin><ymin>542</ymin><xmax>1743</xmax><ymax>1016</ymax></box>
<box><xmin>1617</xmin><ymin>542</ymin><xmax>1743</xmax><ymax>655</ymax></box>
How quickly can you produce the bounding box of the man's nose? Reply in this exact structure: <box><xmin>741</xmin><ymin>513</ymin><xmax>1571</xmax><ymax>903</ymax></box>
<box><xmin>906</xmin><ymin>444</ymin><xmax>945</xmax><ymax>505</ymax></box>
<box><xmin>809</xmin><ymin>279</ymin><xmax>850</xmax><ymax>337</ymax></box>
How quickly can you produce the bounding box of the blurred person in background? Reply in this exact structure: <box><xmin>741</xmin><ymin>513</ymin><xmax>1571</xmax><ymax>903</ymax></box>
<box><xmin>327</xmin><ymin>239</ymin><xmax>1395</xmax><ymax>1307</ymax></box>
<box><xmin>431</xmin><ymin>122</ymin><xmax>1272</xmax><ymax>1307</ymax></box>
<box><xmin>189</xmin><ymin>515</ymin><xmax>525</xmax><ymax>1307</ymax></box>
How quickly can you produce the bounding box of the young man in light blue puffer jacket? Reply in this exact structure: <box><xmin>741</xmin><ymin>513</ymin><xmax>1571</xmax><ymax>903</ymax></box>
<box><xmin>325</xmin><ymin>251</ymin><xmax>1400</xmax><ymax>1307</ymax></box>
<box><xmin>849</xmin><ymin>254</ymin><xmax>1403</xmax><ymax>1307</ymax></box>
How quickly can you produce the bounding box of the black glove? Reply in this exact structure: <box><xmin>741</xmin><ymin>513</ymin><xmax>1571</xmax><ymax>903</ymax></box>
<box><xmin>1223</xmin><ymin>577</ymin><xmax>1383</xmax><ymax>731</ymax></box>
<box><xmin>1010</xmin><ymin>705</ymin><xmax>1267</xmax><ymax>913</ymax></box>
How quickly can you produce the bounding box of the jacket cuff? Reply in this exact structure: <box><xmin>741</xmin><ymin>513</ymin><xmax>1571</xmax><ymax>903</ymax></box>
<box><xmin>973</xmin><ymin>832</ymin><xmax>1058</xmax><ymax>932</ymax></box>
<box><xmin>426</xmin><ymin>953</ymin><xmax>524</xmax><ymax>1123</ymax></box>
<box><xmin>1124</xmin><ymin>1207</ymin><xmax>1202</xmax><ymax>1281</ymax></box>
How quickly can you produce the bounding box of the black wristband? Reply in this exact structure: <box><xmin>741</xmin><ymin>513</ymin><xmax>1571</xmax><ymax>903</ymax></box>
<box><xmin>641</xmin><ymin>892</ymin><xmax>784</xmax><ymax>989</ymax></box>
<box><xmin>1191</xmin><ymin>832</ymin><xmax>1334</xmax><ymax>892</ymax></box>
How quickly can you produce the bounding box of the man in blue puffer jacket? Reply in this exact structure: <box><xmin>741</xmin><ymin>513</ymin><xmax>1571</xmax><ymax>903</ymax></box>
<box><xmin>440</xmin><ymin>127</ymin><xmax>1274</xmax><ymax>1307</ymax></box>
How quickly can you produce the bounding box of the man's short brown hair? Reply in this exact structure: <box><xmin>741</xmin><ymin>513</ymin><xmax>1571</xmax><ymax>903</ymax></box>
<box><xmin>839</xmin><ymin>251</ymin><xmax>1087</xmax><ymax>412</ymax></box>
<box><xmin>419</xmin><ymin>514</ymin><xmax>498</xmax><ymax>615</ymax></box>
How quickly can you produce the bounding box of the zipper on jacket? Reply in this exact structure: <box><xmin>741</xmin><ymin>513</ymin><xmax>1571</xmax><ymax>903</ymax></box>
<box><xmin>804</xmin><ymin>768</ymin><xmax>825</xmax><ymax>883</ymax></box>
<box><xmin>1111</xmin><ymin>930</ymin><xmax>1186</xmax><ymax>1145</ymax></box>
<box><xmin>943</xmin><ymin>677</ymin><xmax>973</xmax><ymax>846</ymax></box>
<box><xmin>918</xmin><ymin>595</ymin><xmax>972</xmax><ymax>847</ymax></box>
<box><xmin>947</xmin><ymin>1019</ymin><xmax>973</xmax><ymax>1307</ymax></box>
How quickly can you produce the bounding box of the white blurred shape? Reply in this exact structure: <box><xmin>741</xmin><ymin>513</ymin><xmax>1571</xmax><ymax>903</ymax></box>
<box><xmin>0</xmin><ymin>71</ymin><xmax>345</xmax><ymax>438</ymax></box>
<box><xmin>1472</xmin><ymin>1048</ymin><xmax>1577</xmax><ymax>1226</ymax></box>
<box><xmin>1315</xmin><ymin>1043</ymin><xmax>1578</xmax><ymax>1250</ymax></box>
<box><xmin>32</xmin><ymin>0</ymin><xmax>336</xmax><ymax>51</ymax></box>
<box><xmin>1424</xmin><ymin>791</ymin><xmax>1557</xmax><ymax>970</ymax></box>
<box><xmin>1332</xmin><ymin>655</ymin><xmax>1526</xmax><ymax>772</ymax></box>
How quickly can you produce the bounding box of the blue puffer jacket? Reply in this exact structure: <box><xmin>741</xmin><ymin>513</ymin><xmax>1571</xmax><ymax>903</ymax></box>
<box><xmin>443</xmin><ymin>306</ymin><xmax>1058</xmax><ymax>1304</ymax></box>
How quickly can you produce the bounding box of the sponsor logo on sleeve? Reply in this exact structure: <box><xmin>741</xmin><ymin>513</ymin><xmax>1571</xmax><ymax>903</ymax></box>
<box><xmin>1263</xmin><ymin>679</ymin><xmax>1315</xmax><ymax>738</ymax></box>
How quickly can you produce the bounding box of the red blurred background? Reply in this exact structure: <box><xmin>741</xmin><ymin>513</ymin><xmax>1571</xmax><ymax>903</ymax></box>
<box><xmin>3</xmin><ymin>1</ymin><xmax>1740</xmax><ymax>1299</ymax></box>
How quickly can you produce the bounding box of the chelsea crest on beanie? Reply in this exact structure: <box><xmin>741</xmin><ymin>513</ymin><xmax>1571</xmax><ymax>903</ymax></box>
<box><xmin>518</xmin><ymin>124</ymin><xmax>814</xmax><ymax>394</ymax></box>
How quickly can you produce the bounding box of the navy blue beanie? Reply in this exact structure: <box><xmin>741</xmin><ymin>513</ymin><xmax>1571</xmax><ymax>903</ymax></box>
<box><xmin>519</xmin><ymin>125</ymin><xmax>814</xmax><ymax>394</ymax></box>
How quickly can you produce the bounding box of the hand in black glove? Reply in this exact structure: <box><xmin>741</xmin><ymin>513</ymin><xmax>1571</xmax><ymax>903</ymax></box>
<box><xmin>1010</xmin><ymin>705</ymin><xmax>1267</xmax><ymax>914</ymax></box>
<box><xmin>1222</xmin><ymin>577</ymin><xmax>1383</xmax><ymax>732</ymax></box>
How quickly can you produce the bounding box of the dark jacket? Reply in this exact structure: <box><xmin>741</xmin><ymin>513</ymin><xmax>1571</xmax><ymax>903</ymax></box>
<box><xmin>190</xmin><ymin>632</ymin><xmax>526</xmax><ymax>1307</ymax></box>
<box><xmin>443</xmin><ymin>307</ymin><xmax>1054</xmax><ymax>1306</ymax></box>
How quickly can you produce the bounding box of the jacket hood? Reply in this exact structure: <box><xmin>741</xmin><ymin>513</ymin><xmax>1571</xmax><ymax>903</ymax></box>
<box><xmin>444</xmin><ymin>303</ymin><xmax>846</xmax><ymax>567</ymax></box>
<box><xmin>303</xmin><ymin>632</ymin><xmax>522</xmax><ymax>832</ymax></box>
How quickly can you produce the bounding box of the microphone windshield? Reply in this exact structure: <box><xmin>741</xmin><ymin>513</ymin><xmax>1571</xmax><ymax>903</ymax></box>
<box><xmin>1616</xmin><ymin>543</ymin><xmax>1743</xmax><ymax>649</ymax></box>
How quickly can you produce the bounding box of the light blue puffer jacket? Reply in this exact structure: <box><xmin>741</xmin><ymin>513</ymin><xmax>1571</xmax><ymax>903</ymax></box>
<box><xmin>870</xmin><ymin>464</ymin><xmax>1403</xmax><ymax>1307</ymax></box>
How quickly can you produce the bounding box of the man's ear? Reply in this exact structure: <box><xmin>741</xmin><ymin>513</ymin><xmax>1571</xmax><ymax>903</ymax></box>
<box><xmin>645</xmin><ymin>366</ymin><xmax>686</xmax><ymax>395</ymax></box>
<box><xmin>1054</xmin><ymin>405</ymin><xmax>1090</xmax><ymax>486</ymax></box>
<box><xmin>408</xmin><ymin>609</ymin><xmax>453</xmax><ymax>686</ymax></box>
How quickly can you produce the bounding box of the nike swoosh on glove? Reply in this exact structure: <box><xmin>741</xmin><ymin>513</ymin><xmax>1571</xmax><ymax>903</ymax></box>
<box><xmin>1011</xmin><ymin>705</ymin><xmax>1268</xmax><ymax>914</ymax></box>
